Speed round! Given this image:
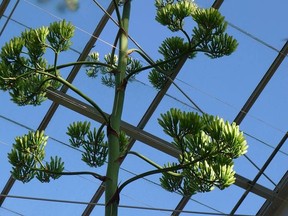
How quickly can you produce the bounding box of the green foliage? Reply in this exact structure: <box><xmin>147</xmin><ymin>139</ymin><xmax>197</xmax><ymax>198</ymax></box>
<box><xmin>67</xmin><ymin>121</ymin><xmax>108</xmax><ymax>167</ymax></box>
<box><xmin>47</xmin><ymin>20</ymin><xmax>75</xmax><ymax>53</ymax></box>
<box><xmin>36</xmin><ymin>156</ymin><xmax>65</xmax><ymax>183</ymax></box>
<box><xmin>158</xmin><ymin>108</ymin><xmax>248</xmax><ymax>195</ymax></box>
<box><xmin>150</xmin><ymin>1</ymin><xmax>238</xmax><ymax>90</ymax></box>
<box><xmin>101</xmin><ymin>53</ymin><xmax>119</xmax><ymax>87</ymax></box>
<box><xmin>148</xmin><ymin>36</ymin><xmax>193</xmax><ymax>89</ymax></box>
<box><xmin>21</xmin><ymin>27</ymin><xmax>49</xmax><ymax>64</ymax></box>
<box><xmin>192</xmin><ymin>8</ymin><xmax>238</xmax><ymax>58</ymax></box>
<box><xmin>159</xmin><ymin>36</ymin><xmax>192</xmax><ymax>65</ymax></box>
<box><xmin>0</xmin><ymin>20</ymin><xmax>74</xmax><ymax>105</ymax></box>
<box><xmin>86</xmin><ymin>52</ymin><xmax>142</xmax><ymax>87</ymax></box>
<box><xmin>155</xmin><ymin>0</ymin><xmax>198</xmax><ymax>32</ymax></box>
<box><xmin>119</xmin><ymin>131</ymin><xmax>130</xmax><ymax>156</ymax></box>
<box><xmin>66</xmin><ymin>121</ymin><xmax>130</xmax><ymax>166</ymax></box>
<box><xmin>160</xmin><ymin>162</ymin><xmax>183</xmax><ymax>192</ymax></box>
<box><xmin>8</xmin><ymin>131</ymin><xmax>64</xmax><ymax>183</ymax></box>
<box><xmin>148</xmin><ymin>63</ymin><xmax>169</xmax><ymax>90</ymax></box>
<box><xmin>85</xmin><ymin>52</ymin><xmax>101</xmax><ymax>78</ymax></box>
<box><xmin>125</xmin><ymin>56</ymin><xmax>143</xmax><ymax>82</ymax></box>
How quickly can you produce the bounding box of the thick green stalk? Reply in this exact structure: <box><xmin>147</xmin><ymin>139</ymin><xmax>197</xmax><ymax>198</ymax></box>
<box><xmin>105</xmin><ymin>2</ymin><xmax>131</xmax><ymax>216</ymax></box>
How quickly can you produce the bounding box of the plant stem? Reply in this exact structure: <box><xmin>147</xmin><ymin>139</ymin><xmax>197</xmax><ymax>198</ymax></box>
<box><xmin>31</xmin><ymin>166</ymin><xmax>107</xmax><ymax>181</ymax></box>
<box><xmin>26</xmin><ymin>69</ymin><xmax>108</xmax><ymax>123</ymax></box>
<box><xmin>47</xmin><ymin>61</ymin><xmax>115</xmax><ymax>72</ymax></box>
<box><xmin>105</xmin><ymin>2</ymin><xmax>131</xmax><ymax>216</ymax></box>
<box><xmin>127</xmin><ymin>151</ymin><xmax>181</xmax><ymax>176</ymax></box>
<box><xmin>53</xmin><ymin>75</ymin><xmax>109</xmax><ymax>123</ymax></box>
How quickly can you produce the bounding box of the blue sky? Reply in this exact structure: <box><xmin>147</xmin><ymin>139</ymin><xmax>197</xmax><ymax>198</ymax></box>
<box><xmin>1</xmin><ymin>0</ymin><xmax>288</xmax><ymax>215</ymax></box>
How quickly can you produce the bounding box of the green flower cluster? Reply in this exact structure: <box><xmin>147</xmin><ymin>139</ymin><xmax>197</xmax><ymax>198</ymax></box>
<box><xmin>149</xmin><ymin>0</ymin><xmax>238</xmax><ymax>89</ymax></box>
<box><xmin>0</xmin><ymin>20</ymin><xmax>74</xmax><ymax>105</ymax></box>
<box><xmin>159</xmin><ymin>109</ymin><xmax>248</xmax><ymax>195</ymax></box>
